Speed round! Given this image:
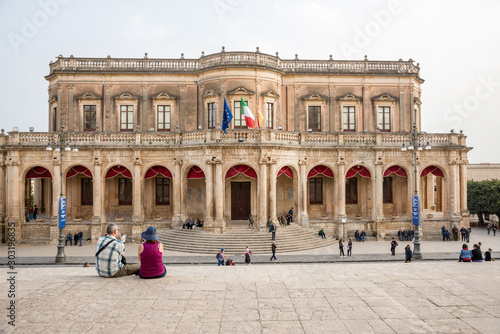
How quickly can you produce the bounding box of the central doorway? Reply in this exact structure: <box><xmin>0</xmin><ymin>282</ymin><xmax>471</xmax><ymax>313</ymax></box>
<box><xmin>231</xmin><ymin>182</ymin><xmax>251</xmax><ymax>220</ymax></box>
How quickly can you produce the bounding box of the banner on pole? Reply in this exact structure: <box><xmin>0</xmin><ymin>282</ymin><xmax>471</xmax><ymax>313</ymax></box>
<box><xmin>412</xmin><ymin>195</ymin><xmax>421</xmax><ymax>226</ymax></box>
<box><xmin>58</xmin><ymin>196</ymin><xmax>66</xmax><ymax>229</ymax></box>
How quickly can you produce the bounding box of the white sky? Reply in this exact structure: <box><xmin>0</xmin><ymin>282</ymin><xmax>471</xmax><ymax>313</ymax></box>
<box><xmin>1</xmin><ymin>0</ymin><xmax>499</xmax><ymax>163</ymax></box>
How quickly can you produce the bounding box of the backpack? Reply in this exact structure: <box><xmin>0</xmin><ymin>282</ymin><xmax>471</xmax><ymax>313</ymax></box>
<box><xmin>216</xmin><ymin>252</ymin><xmax>220</xmax><ymax>259</ymax></box>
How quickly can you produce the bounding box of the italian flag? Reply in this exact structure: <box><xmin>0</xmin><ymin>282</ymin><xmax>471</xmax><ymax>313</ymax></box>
<box><xmin>241</xmin><ymin>98</ymin><xmax>256</xmax><ymax>129</ymax></box>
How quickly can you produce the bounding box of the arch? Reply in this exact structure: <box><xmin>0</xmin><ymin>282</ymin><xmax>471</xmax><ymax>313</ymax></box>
<box><xmin>420</xmin><ymin>165</ymin><xmax>444</xmax><ymax>178</ymax></box>
<box><xmin>346</xmin><ymin>165</ymin><xmax>371</xmax><ymax>178</ymax></box>
<box><xmin>66</xmin><ymin>165</ymin><xmax>93</xmax><ymax>178</ymax></box>
<box><xmin>105</xmin><ymin>165</ymin><xmax>133</xmax><ymax>179</ymax></box>
<box><xmin>307</xmin><ymin>165</ymin><xmax>334</xmax><ymax>178</ymax></box>
<box><xmin>25</xmin><ymin>166</ymin><xmax>52</xmax><ymax>179</ymax></box>
<box><xmin>277</xmin><ymin>166</ymin><xmax>294</xmax><ymax>178</ymax></box>
<box><xmin>187</xmin><ymin>166</ymin><xmax>206</xmax><ymax>179</ymax></box>
<box><xmin>145</xmin><ymin>165</ymin><xmax>173</xmax><ymax>179</ymax></box>
<box><xmin>383</xmin><ymin>165</ymin><xmax>408</xmax><ymax>178</ymax></box>
<box><xmin>225</xmin><ymin>164</ymin><xmax>258</xmax><ymax>179</ymax></box>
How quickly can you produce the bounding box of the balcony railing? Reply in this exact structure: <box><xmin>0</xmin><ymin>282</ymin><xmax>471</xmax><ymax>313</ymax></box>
<box><xmin>48</xmin><ymin>50</ymin><xmax>420</xmax><ymax>76</ymax></box>
<box><xmin>5</xmin><ymin>130</ymin><xmax>466</xmax><ymax>149</ymax></box>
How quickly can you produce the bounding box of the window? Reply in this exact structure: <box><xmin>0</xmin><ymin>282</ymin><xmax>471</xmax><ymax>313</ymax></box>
<box><xmin>234</xmin><ymin>100</ymin><xmax>248</xmax><ymax>129</ymax></box>
<box><xmin>157</xmin><ymin>105</ymin><xmax>171</xmax><ymax>132</ymax></box>
<box><xmin>346</xmin><ymin>178</ymin><xmax>358</xmax><ymax>204</ymax></box>
<box><xmin>120</xmin><ymin>105</ymin><xmax>134</xmax><ymax>131</ymax></box>
<box><xmin>266</xmin><ymin>103</ymin><xmax>273</xmax><ymax>129</ymax></box>
<box><xmin>84</xmin><ymin>105</ymin><xmax>97</xmax><ymax>131</ymax></box>
<box><xmin>118</xmin><ymin>178</ymin><xmax>132</xmax><ymax>205</ymax></box>
<box><xmin>155</xmin><ymin>178</ymin><xmax>170</xmax><ymax>205</ymax></box>
<box><xmin>378</xmin><ymin>106</ymin><xmax>391</xmax><ymax>132</ymax></box>
<box><xmin>308</xmin><ymin>106</ymin><xmax>321</xmax><ymax>132</ymax></box>
<box><xmin>208</xmin><ymin>102</ymin><xmax>216</xmax><ymax>129</ymax></box>
<box><xmin>81</xmin><ymin>178</ymin><xmax>93</xmax><ymax>205</ymax></box>
<box><xmin>309</xmin><ymin>178</ymin><xmax>323</xmax><ymax>204</ymax></box>
<box><xmin>383</xmin><ymin>177</ymin><xmax>393</xmax><ymax>203</ymax></box>
<box><xmin>343</xmin><ymin>106</ymin><xmax>355</xmax><ymax>132</ymax></box>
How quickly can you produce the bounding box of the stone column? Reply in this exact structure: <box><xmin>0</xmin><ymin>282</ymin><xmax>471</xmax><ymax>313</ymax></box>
<box><xmin>299</xmin><ymin>159</ymin><xmax>308</xmax><ymax>227</ymax></box>
<box><xmin>104</xmin><ymin>84</ymin><xmax>111</xmax><ymax>133</ymax></box>
<box><xmin>68</xmin><ymin>84</ymin><xmax>74</xmax><ymax>132</ymax></box>
<box><xmin>399</xmin><ymin>85</ymin><xmax>405</xmax><ymax>132</ymax></box>
<box><xmin>269</xmin><ymin>161</ymin><xmax>277</xmax><ymax>221</ymax></box>
<box><xmin>92</xmin><ymin>158</ymin><xmax>102</xmax><ymax>222</ymax></box>
<box><xmin>459</xmin><ymin>162</ymin><xmax>467</xmax><ymax>213</ymax></box>
<box><xmin>214</xmin><ymin>160</ymin><xmax>224</xmax><ymax>231</ymax></box>
<box><xmin>259</xmin><ymin>159</ymin><xmax>268</xmax><ymax>229</ymax></box>
<box><xmin>337</xmin><ymin>161</ymin><xmax>347</xmax><ymax>240</ymax></box>
<box><xmin>172</xmin><ymin>159</ymin><xmax>183</xmax><ymax>226</ymax></box>
<box><xmin>448</xmin><ymin>161</ymin><xmax>458</xmax><ymax>218</ymax></box>
<box><xmin>204</xmin><ymin>160</ymin><xmax>214</xmax><ymax>223</ymax></box>
<box><xmin>6</xmin><ymin>160</ymin><xmax>21</xmax><ymax>241</ymax></box>
<box><xmin>142</xmin><ymin>84</ymin><xmax>148</xmax><ymax>131</ymax></box>
<box><xmin>329</xmin><ymin>85</ymin><xmax>335</xmax><ymax>133</ymax></box>
<box><xmin>374</xmin><ymin>161</ymin><xmax>385</xmax><ymax>240</ymax></box>
<box><xmin>132</xmin><ymin>156</ymin><xmax>142</xmax><ymax>224</ymax></box>
<box><xmin>52</xmin><ymin>160</ymin><xmax>61</xmax><ymax>219</ymax></box>
<box><xmin>0</xmin><ymin>161</ymin><xmax>5</xmax><ymax>224</ymax></box>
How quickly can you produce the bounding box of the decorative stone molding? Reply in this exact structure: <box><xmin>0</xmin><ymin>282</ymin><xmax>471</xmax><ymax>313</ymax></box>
<box><xmin>227</xmin><ymin>87</ymin><xmax>254</xmax><ymax>95</ymax></box>
<box><xmin>261</xmin><ymin>89</ymin><xmax>280</xmax><ymax>98</ymax></box>
<box><xmin>114</xmin><ymin>92</ymin><xmax>138</xmax><ymax>100</ymax></box>
<box><xmin>302</xmin><ymin>93</ymin><xmax>328</xmax><ymax>101</ymax></box>
<box><xmin>201</xmin><ymin>90</ymin><xmax>218</xmax><ymax>98</ymax></box>
<box><xmin>152</xmin><ymin>92</ymin><xmax>176</xmax><ymax>100</ymax></box>
<box><xmin>174</xmin><ymin>159</ymin><xmax>183</xmax><ymax>166</ymax></box>
<box><xmin>77</xmin><ymin>92</ymin><xmax>101</xmax><ymax>100</ymax></box>
<box><xmin>336</xmin><ymin>94</ymin><xmax>361</xmax><ymax>101</ymax></box>
<box><xmin>373</xmin><ymin>93</ymin><xmax>397</xmax><ymax>101</ymax></box>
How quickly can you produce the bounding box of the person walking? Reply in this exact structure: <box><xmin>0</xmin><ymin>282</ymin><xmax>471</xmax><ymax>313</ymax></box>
<box><xmin>248</xmin><ymin>214</ymin><xmax>254</xmax><ymax>231</ymax></box>
<box><xmin>347</xmin><ymin>238</ymin><xmax>352</xmax><ymax>257</ymax></box>
<box><xmin>487</xmin><ymin>223</ymin><xmax>492</xmax><ymax>235</ymax></box>
<box><xmin>405</xmin><ymin>245</ymin><xmax>413</xmax><ymax>263</ymax></box>
<box><xmin>217</xmin><ymin>248</ymin><xmax>227</xmax><ymax>266</ymax></box>
<box><xmin>492</xmin><ymin>224</ymin><xmax>497</xmax><ymax>236</ymax></box>
<box><xmin>270</xmin><ymin>241</ymin><xmax>277</xmax><ymax>261</ymax></box>
<box><xmin>245</xmin><ymin>245</ymin><xmax>252</xmax><ymax>265</ymax></box>
<box><xmin>390</xmin><ymin>237</ymin><xmax>398</xmax><ymax>256</ymax></box>
<box><xmin>339</xmin><ymin>239</ymin><xmax>345</xmax><ymax>258</ymax></box>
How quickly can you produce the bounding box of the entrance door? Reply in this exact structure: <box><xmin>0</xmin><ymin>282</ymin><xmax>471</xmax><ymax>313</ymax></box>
<box><xmin>231</xmin><ymin>182</ymin><xmax>251</xmax><ymax>220</ymax></box>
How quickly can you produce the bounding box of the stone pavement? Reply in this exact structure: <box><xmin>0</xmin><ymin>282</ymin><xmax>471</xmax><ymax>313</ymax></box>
<box><xmin>1</xmin><ymin>227</ymin><xmax>499</xmax><ymax>265</ymax></box>
<box><xmin>1</xmin><ymin>262</ymin><xmax>499</xmax><ymax>334</ymax></box>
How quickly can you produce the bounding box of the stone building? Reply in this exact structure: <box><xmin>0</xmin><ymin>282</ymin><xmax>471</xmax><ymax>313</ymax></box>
<box><xmin>0</xmin><ymin>48</ymin><xmax>471</xmax><ymax>244</ymax></box>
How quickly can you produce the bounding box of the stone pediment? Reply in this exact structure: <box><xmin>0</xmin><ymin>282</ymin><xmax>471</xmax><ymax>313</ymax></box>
<box><xmin>373</xmin><ymin>93</ymin><xmax>397</xmax><ymax>101</ymax></box>
<box><xmin>302</xmin><ymin>93</ymin><xmax>327</xmax><ymax>101</ymax></box>
<box><xmin>336</xmin><ymin>94</ymin><xmax>361</xmax><ymax>101</ymax></box>
<box><xmin>114</xmin><ymin>92</ymin><xmax>138</xmax><ymax>100</ymax></box>
<box><xmin>227</xmin><ymin>87</ymin><xmax>254</xmax><ymax>95</ymax></box>
<box><xmin>202</xmin><ymin>89</ymin><xmax>219</xmax><ymax>98</ymax></box>
<box><xmin>153</xmin><ymin>92</ymin><xmax>176</xmax><ymax>100</ymax></box>
<box><xmin>78</xmin><ymin>92</ymin><xmax>101</xmax><ymax>100</ymax></box>
<box><xmin>261</xmin><ymin>89</ymin><xmax>280</xmax><ymax>98</ymax></box>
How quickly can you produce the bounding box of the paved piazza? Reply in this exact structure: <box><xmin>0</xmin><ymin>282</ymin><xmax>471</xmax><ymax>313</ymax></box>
<box><xmin>2</xmin><ymin>262</ymin><xmax>499</xmax><ymax>334</ymax></box>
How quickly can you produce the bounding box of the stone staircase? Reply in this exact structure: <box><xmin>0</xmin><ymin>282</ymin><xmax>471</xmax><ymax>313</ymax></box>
<box><xmin>159</xmin><ymin>223</ymin><xmax>337</xmax><ymax>255</ymax></box>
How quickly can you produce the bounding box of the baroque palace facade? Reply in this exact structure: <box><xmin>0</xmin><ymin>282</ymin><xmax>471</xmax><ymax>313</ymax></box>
<box><xmin>0</xmin><ymin>48</ymin><xmax>470</xmax><ymax>244</ymax></box>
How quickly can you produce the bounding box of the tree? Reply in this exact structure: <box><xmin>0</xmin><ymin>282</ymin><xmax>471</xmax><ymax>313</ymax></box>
<box><xmin>468</xmin><ymin>179</ymin><xmax>500</xmax><ymax>225</ymax></box>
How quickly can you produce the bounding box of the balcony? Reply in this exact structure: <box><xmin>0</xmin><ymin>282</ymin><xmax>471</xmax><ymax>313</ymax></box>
<box><xmin>4</xmin><ymin>130</ymin><xmax>467</xmax><ymax>150</ymax></box>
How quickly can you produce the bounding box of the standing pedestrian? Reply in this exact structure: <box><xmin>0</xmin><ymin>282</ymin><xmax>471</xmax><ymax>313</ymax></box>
<box><xmin>405</xmin><ymin>245</ymin><xmax>413</xmax><ymax>263</ymax></box>
<box><xmin>390</xmin><ymin>237</ymin><xmax>398</xmax><ymax>256</ymax></box>
<box><xmin>270</xmin><ymin>221</ymin><xmax>277</xmax><ymax>241</ymax></box>
<box><xmin>460</xmin><ymin>226</ymin><xmax>466</xmax><ymax>241</ymax></box>
<box><xmin>25</xmin><ymin>207</ymin><xmax>29</xmax><ymax>222</ymax></box>
<box><xmin>347</xmin><ymin>238</ymin><xmax>352</xmax><ymax>257</ymax></box>
<box><xmin>245</xmin><ymin>245</ymin><xmax>252</xmax><ymax>265</ymax></box>
<box><xmin>466</xmin><ymin>227</ymin><xmax>471</xmax><ymax>243</ymax></box>
<box><xmin>452</xmin><ymin>225</ymin><xmax>459</xmax><ymax>241</ymax></box>
<box><xmin>33</xmin><ymin>205</ymin><xmax>39</xmax><ymax>220</ymax></box>
<box><xmin>288</xmin><ymin>207</ymin><xmax>294</xmax><ymax>222</ymax></box>
<box><xmin>487</xmin><ymin>223</ymin><xmax>492</xmax><ymax>235</ymax></box>
<box><xmin>270</xmin><ymin>241</ymin><xmax>277</xmax><ymax>261</ymax></box>
<box><xmin>78</xmin><ymin>230</ymin><xmax>83</xmax><ymax>246</ymax></box>
<box><xmin>492</xmin><ymin>224</ymin><xmax>497</xmax><ymax>236</ymax></box>
<box><xmin>339</xmin><ymin>239</ymin><xmax>345</xmax><ymax>258</ymax></box>
<box><xmin>441</xmin><ymin>225</ymin><xmax>446</xmax><ymax>241</ymax></box>
<box><xmin>354</xmin><ymin>230</ymin><xmax>360</xmax><ymax>242</ymax></box>
<box><xmin>248</xmin><ymin>214</ymin><xmax>254</xmax><ymax>231</ymax></box>
<box><xmin>74</xmin><ymin>232</ymin><xmax>79</xmax><ymax>246</ymax></box>
<box><xmin>398</xmin><ymin>229</ymin><xmax>403</xmax><ymax>241</ymax></box>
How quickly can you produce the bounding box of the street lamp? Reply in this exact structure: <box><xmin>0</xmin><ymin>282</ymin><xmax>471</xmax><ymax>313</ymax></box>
<box><xmin>401</xmin><ymin>123</ymin><xmax>431</xmax><ymax>259</ymax></box>
<box><xmin>46</xmin><ymin>123</ymin><xmax>77</xmax><ymax>263</ymax></box>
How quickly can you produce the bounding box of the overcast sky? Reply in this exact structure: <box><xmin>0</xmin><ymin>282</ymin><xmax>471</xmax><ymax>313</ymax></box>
<box><xmin>1</xmin><ymin>0</ymin><xmax>499</xmax><ymax>163</ymax></box>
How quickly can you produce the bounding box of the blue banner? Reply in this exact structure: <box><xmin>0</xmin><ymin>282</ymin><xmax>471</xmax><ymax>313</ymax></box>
<box><xmin>58</xmin><ymin>196</ymin><xmax>66</xmax><ymax>229</ymax></box>
<box><xmin>412</xmin><ymin>195</ymin><xmax>421</xmax><ymax>226</ymax></box>
<box><xmin>222</xmin><ymin>98</ymin><xmax>233</xmax><ymax>134</ymax></box>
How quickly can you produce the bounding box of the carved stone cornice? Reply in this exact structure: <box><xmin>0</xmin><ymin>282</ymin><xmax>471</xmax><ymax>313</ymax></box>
<box><xmin>93</xmin><ymin>158</ymin><xmax>102</xmax><ymax>166</ymax></box>
<box><xmin>174</xmin><ymin>159</ymin><xmax>183</xmax><ymax>166</ymax></box>
<box><xmin>336</xmin><ymin>93</ymin><xmax>361</xmax><ymax>101</ymax></box>
<box><xmin>227</xmin><ymin>87</ymin><xmax>254</xmax><ymax>95</ymax></box>
<box><xmin>68</xmin><ymin>83</ymin><xmax>74</xmax><ymax>90</ymax></box>
<box><xmin>5</xmin><ymin>160</ymin><xmax>20</xmax><ymax>167</ymax></box>
<box><xmin>206</xmin><ymin>158</ymin><xmax>222</xmax><ymax>165</ymax></box>
<box><xmin>298</xmin><ymin>159</ymin><xmax>307</xmax><ymax>165</ymax></box>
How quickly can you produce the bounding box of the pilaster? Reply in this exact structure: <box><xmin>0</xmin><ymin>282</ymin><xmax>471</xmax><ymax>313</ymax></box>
<box><xmin>259</xmin><ymin>158</ymin><xmax>268</xmax><ymax>229</ymax></box>
<box><xmin>68</xmin><ymin>84</ymin><xmax>74</xmax><ymax>132</ymax></box>
<box><xmin>132</xmin><ymin>153</ymin><xmax>142</xmax><ymax>224</ymax></box>
<box><xmin>172</xmin><ymin>159</ymin><xmax>183</xmax><ymax>226</ymax></box>
<box><xmin>298</xmin><ymin>158</ymin><xmax>308</xmax><ymax>227</ymax></box>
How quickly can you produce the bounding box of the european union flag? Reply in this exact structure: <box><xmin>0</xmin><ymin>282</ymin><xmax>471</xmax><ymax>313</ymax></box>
<box><xmin>222</xmin><ymin>98</ymin><xmax>233</xmax><ymax>134</ymax></box>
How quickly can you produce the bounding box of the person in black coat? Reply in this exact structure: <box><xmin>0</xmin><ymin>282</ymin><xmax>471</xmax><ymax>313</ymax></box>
<box><xmin>405</xmin><ymin>245</ymin><xmax>413</xmax><ymax>263</ymax></box>
<box><xmin>471</xmin><ymin>244</ymin><xmax>483</xmax><ymax>262</ymax></box>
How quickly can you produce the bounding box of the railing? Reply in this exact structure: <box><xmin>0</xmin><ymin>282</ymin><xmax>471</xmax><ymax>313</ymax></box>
<box><xmin>49</xmin><ymin>51</ymin><xmax>420</xmax><ymax>75</ymax></box>
<box><xmin>10</xmin><ymin>130</ymin><xmax>464</xmax><ymax>148</ymax></box>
